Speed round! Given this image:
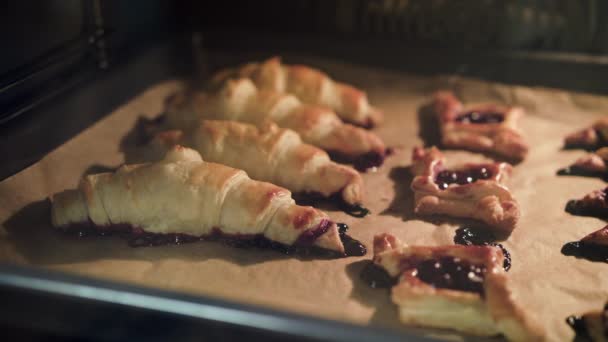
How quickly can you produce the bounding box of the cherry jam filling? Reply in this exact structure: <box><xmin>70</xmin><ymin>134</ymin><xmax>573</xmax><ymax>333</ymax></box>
<box><xmin>455</xmin><ymin>110</ymin><xmax>504</xmax><ymax>124</ymax></box>
<box><xmin>292</xmin><ymin>192</ymin><xmax>370</xmax><ymax>218</ymax></box>
<box><xmin>353</xmin><ymin>151</ymin><xmax>386</xmax><ymax>172</ymax></box>
<box><xmin>413</xmin><ymin>256</ymin><xmax>486</xmax><ymax>295</ymax></box>
<box><xmin>454</xmin><ymin>227</ymin><xmax>511</xmax><ymax>271</ymax></box>
<box><xmin>337</xmin><ymin>223</ymin><xmax>367</xmax><ymax>257</ymax></box>
<box><xmin>435</xmin><ymin>166</ymin><xmax>494</xmax><ymax>190</ymax></box>
<box><xmin>360</xmin><ymin>262</ymin><xmax>397</xmax><ymax>289</ymax></box>
<box><xmin>561</xmin><ymin>241</ymin><xmax>608</xmax><ymax>263</ymax></box>
<box><xmin>58</xmin><ymin>220</ymin><xmax>367</xmax><ymax>258</ymax></box>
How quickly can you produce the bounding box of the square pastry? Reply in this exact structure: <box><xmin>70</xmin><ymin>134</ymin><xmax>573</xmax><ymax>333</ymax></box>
<box><xmin>434</xmin><ymin>91</ymin><xmax>528</xmax><ymax>161</ymax></box>
<box><xmin>410</xmin><ymin>146</ymin><xmax>519</xmax><ymax>234</ymax></box>
<box><xmin>372</xmin><ymin>234</ymin><xmax>544</xmax><ymax>341</ymax></box>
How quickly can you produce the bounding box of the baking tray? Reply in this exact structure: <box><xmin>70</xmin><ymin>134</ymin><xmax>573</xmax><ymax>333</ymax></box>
<box><xmin>2</xmin><ymin>32</ymin><xmax>608</xmax><ymax>341</ymax></box>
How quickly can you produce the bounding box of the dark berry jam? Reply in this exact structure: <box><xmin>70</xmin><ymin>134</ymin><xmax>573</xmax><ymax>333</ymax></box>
<box><xmin>561</xmin><ymin>241</ymin><xmax>608</xmax><ymax>263</ymax></box>
<box><xmin>557</xmin><ymin>166</ymin><xmax>608</xmax><ymax>180</ymax></box>
<box><xmin>292</xmin><ymin>192</ymin><xmax>370</xmax><ymax>218</ymax></box>
<box><xmin>58</xmin><ymin>221</ymin><xmax>366</xmax><ymax>259</ymax></box>
<box><xmin>454</xmin><ymin>227</ymin><xmax>511</xmax><ymax>271</ymax></box>
<box><xmin>414</xmin><ymin>256</ymin><xmax>486</xmax><ymax>295</ymax></box>
<box><xmin>353</xmin><ymin>151</ymin><xmax>385</xmax><ymax>172</ymax></box>
<box><xmin>435</xmin><ymin>166</ymin><xmax>494</xmax><ymax>190</ymax></box>
<box><xmin>455</xmin><ymin>110</ymin><xmax>504</xmax><ymax>124</ymax></box>
<box><xmin>360</xmin><ymin>261</ymin><xmax>397</xmax><ymax>289</ymax></box>
<box><xmin>566</xmin><ymin>315</ymin><xmax>590</xmax><ymax>340</ymax></box>
<box><xmin>337</xmin><ymin>223</ymin><xmax>367</xmax><ymax>257</ymax></box>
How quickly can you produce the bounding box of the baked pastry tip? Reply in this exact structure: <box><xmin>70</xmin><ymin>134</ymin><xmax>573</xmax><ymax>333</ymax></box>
<box><xmin>50</xmin><ymin>146</ymin><xmax>367</xmax><ymax>257</ymax></box>
<box><xmin>370</xmin><ymin>233</ymin><xmax>545</xmax><ymax>341</ymax></box>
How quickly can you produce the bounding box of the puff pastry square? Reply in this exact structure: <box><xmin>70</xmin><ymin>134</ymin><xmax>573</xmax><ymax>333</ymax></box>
<box><xmin>372</xmin><ymin>234</ymin><xmax>544</xmax><ymax>341</ymax></box>
<box><xmin>434</xmin><ymin>91</ymin><xmax>528</xmax><ymax>161</ymax></box>
<box><xmin>410</xmin><ymin>146</ymin><xmax>520</xmax><ymax>234</ymax></box>
<box><xmin>50</xmin><ymin>146</ymin><xmax>364</xmax><ymax>257</ymax></box>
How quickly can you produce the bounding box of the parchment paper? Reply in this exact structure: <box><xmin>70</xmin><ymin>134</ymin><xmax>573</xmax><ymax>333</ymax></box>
<box><xmin>2</xmin><ymin>55</ymin><xmax>608</xmax><ymax>341</ymax></box>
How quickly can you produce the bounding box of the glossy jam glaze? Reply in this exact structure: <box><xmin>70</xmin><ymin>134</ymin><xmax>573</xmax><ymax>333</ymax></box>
<box><xmin>455</xmin><ymin>110</ymin><xmax>504</xmax><ymax>124</ymax></box>
<box><xmin>329</xmin><ymin>148</ymin><xmax>393</xmax><ymax>173</ymax></box>
<box><xmin>435</xmin><ymin>166</ymin><xmax>494</xmax><ymax>190</ymax></box>
<box><xmin>454</xmin><ymin>227</ymin><xmax>511</xmax><ymax>271</ymax></box>
<box><xmin>414</xmin><ymin>256</ymin><xmax>486</xmax><ymax>295</ymax></box>
<box><xmin>566</xmin><ymin>315</ymin><xmax>589</xmax><ymax>339</ymax></box>
<box><xmin>337</xmin><ymin>223</ymin><xmax>367</xmax><ymax>256</ymax></box>
<box><xmin>353</xmin><ymin>151</ymin><xmax>386</xmax><ymax>172</ymax></box>
<box><xmin>58</xmin><ymin>220</ymin><xmax>366</xmax><ymax>258</ymax></box>
<box><xmin>360</xmin><ymin>262</ymin><xmax>397</xmax><ymax>289</ymax></box>
<box><xmin>292</xmin><ymin>192</ymin><xmax>370</xmax><ymax>218</ymax></box>
<box><xmin>557</xmin><ymin>166</ymin><xmax>608</xmax><ymax>180</ymax></box>
<box><xmin>561</xmin><ymin>241</ymin><xmax>608</xmax><ymax>263</ymax></box>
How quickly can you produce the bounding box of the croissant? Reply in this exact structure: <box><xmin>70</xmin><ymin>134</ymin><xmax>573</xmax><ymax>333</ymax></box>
<box><xmin>150</xmin><ymin>120</ymin><xmax>364</xmax><ymax>208</ymax></box>
<box><xmin>50</xmin><ymin>146</ymin><xmax>359</xmax><ymax>256</ymax></box>
<box><xmin>210</xmin><ymin>56</ymin><xmax>383</xmax><ymax>128</ymax></box>
<box><xmin>165</xmin><ymin>78</ymin><xmax>388</xmax><ymax>170</ymax></box>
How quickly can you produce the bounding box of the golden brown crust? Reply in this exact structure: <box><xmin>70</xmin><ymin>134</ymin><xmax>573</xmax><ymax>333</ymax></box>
<box><xmin>372</xmin><ymin>234</ymin><xmax>545</xmax><ymax>341</ymax></box>
<box><xmin>50</xmin><ymin>146</ymin><xmax>345</xmax><ymax>253</ymax></box>
<box><xmin>151</xmin><ymin>120</ymin><xmax>364</xmax><ymax>206</ymax></box>
<box><xmin>410</xmin><ymin>146</ymin><xmax>519</xmax><ymax>233</ymax></box>
<box><xmin>434</xmin><ymin>91</ymin><xmax>529</xmax><ymax>161</ymax></box>
<box><xmin>210</xmin><ymin>57</ymin><xmax>383</xmax><ymax>127</ymax></box>
<box><xmin>165</xmin><ymin>78</ymin><xmax>387</xmax><ymax>160</ymax></box>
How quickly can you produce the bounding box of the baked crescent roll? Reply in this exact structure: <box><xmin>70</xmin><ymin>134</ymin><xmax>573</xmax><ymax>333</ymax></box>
<box><xmin>210</xmin><ymin>56</ymin><xmax>383</xmax><ymax>128</ymax></box>
<box><xmin>566</xmin><ymin>302</ymin><xmax>608</xmax><ymax>342</ymax></box>
<box><xmin>164</xmin><ymin>78</ymin><xmax>387</xmax><ymax>170</ymax></box>
<box><xmin>50</xmin><ymin>146</ymin><xmax>355</xmax><ymax>256</ymax></box>
<box><xmin>150</xmin><ymin>120</ymin><xmax>364</xmax><ymax>207</ymax></box>
<box><xmin>372</xmin><ymin>234</ymin><xmax>545</xmax><ymax>341</ymax></box>
<box><xmin>434</xmin><ymin>91</ymin><xmax>528</xmax><ymax>161</ymax></box>
<box><xmin>410</xmin><ymin>146</ymin><xmax>519</xmax><ymax>234</ymax></box>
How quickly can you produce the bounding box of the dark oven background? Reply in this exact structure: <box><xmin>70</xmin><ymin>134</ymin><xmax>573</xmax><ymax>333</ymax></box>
<box><xmin>1</xmin><ymin>0</ymin><xmax>608</xmax><ymax>177</ymax></box>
